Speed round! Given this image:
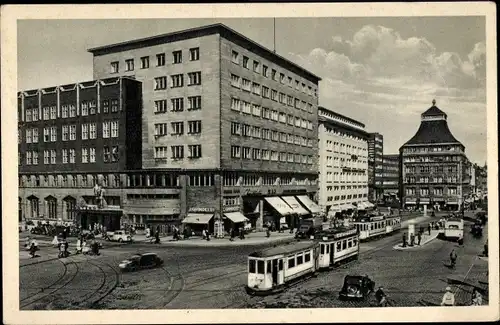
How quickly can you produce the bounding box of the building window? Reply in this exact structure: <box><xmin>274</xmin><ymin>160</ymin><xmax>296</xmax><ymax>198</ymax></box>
<box><xmin>271</xmin><ymin>151</ymin><xmax>278</xmax><ymax>161</ymax></box>
<box><xmin>140</xmin><ymin>56</ymin><xmax>150</xmax><ymax>69</ymax></box>
<box><xmin>231</xmin><ymin>98</ymin><xmax>241</xmax><ymax>111</ymax></box>
<box><xmin>230</xmin><ymin>74</ymin><xmax>240</xmax><ymax>88</ymax></box>
<box><xmin>146</xmin><ymin>124</ymin><xmax>164</xmax><ymax>139</ymax></box>
<box><xmin>241</xmin><ymin>124</ymin><xmax>250</xmax><ymax>137</ymax></box>
<box><xmin>111</xmin><ymin>61</ymin><xmax>119</xmax><ymax>73</ymax></box>
<box><xmin>188</xmin><ymin>71</ymin><xmax>201</xmax><ymax>85</ymax></box>
<box><xmin>89</xmin><ymin>148</ymin><xmax>96</xmax><ymax>163</ymax></box>
<box><xmin>171</xmin><ymin>145</ymin><xmax>184</xmax><ymax>159</ymax></box>
<box><xmin>171</xmin><ymin>122</ymin><xmax>184</xmax><ymax>135</ymax></box>
<box><xmin>112</xmin><ymin>146</ymin><xmax>119</xmax><ymax>162</ymax></box>
<box><xmin>50</xmin><ymin>106</ymin><xmax>57</xmax><ymax>119</ymax></box>
<box><xmin>31</xmin><ymin>128</ymin><xmax>38</xmax><ymax>143</ymax></box>
<box><xmin>89</xmin><ymin>123</ymin><xmax>97</xmax><ymax>139</ymax></box>
<box><xmin>271</xmin><ymin>89</ymin><xmax>278</xmax><ymax>101</ymax></box>
<box><xmin>252</xmin><ymin>148</ymin><xmax>261</xmax><ymax>160</ymax></box>
<box><xmin>154</xmin><ymin>100</ymin><xmax>167</xmax><ymax>113</ymax></box>
<box><xmin>262</xmin><ymin>65</ymin><xmax>269</xmax><ymax>77</ymax></box>
<box><xmin>171</xmin><ymin>98</ymin><xmax>184</xmax><ymax>112</ymax></box>
<box><xmin>103</xmin><ymin>146</ymin><xmax>110</xmax><ymax>163</ymax></box>
<box><xmin>279</xmin><ymin>92</ymin><xmax>286</xmax><ymax>104</ymax></box>
<box><xmin>154</xmin><ymin>76</ymin><xmax>167</xmax><ymax>90</ymax></box>
<box><xmin>111</xmin><ymin>121</ymin><xmax>119</xmax><ymax>138</ymax></box>
<box><xmin>69</xmin><ymin>149</ymin><xmax>75</xmax><ymax>163</ymax></box>
<box><xmin>43</xmin><ymin>106</ymin><xmax>50</xmax><ymax>120</ymax></box>
<box><xmin>26</xmin><ymin>129</ymin><xmax>32</xmax><ymax>143</ymax></box>
<box><xmin>243</xmin><ymin>56</ymin><xmax>249</xmax><ymax>68</ymax></box>
<box><xmin>102</xmin><ymin>100</ymin><xmax>109</xmax><ymax>113</ymax></box>
<box><xmin>187</xmin><ymin>96</ymin><xmax>201</xmax><ymax>110</ymax></box>
<box><xmin>62</xmin><ymin>125</ymin><xmax>69</xmax><ymax>141</ymax></box>
<box><xmin>171</xmin><ymin>74</ymin><xmax>184</xmax><ymax>88</ymax></box>
<box><xmin>231</xmin><ymin>146</ymin><xmax>241</xmax><ymax>158</ymax></box>
<box><xmin>50</xmin><ymin>126</ymin><xmax>57</xmax><ymax>142</ymax></box>
<box><xmin>231</xmin><ymin>122</ymin><xmax>241</xmax><ymax>135</ymax></box>
<box><xmin>280</xmin><ymin>73</ymin><xmax>285</xmax><ymax>83</ymax></box>
<box><xmin>154</xmin><ymin>146</ymin><xmax>168</xmax><ymax>159</ymax></box>
<box><xmin>156</xmin><ymin>53</ymin><xmax>165</xmax><ymax>66</ymax></box>
<box><xmin>242</xmin><ymin>101</ymin><xmax>251</xmax><ymax>114</ymax></box>
<box><xmin>26</xmin><ymin>109</ymin><xmax>32</xmax><ymax>122</ymax></box>
<box><xmin>173</xmin><ymin>50</ymin><xmax>182</xmax><ymax>64</ymax></box>
<box><xmin>50</xmin><ymin>149</ymin><xmax>57</xmax><ymax>164</ymax></box>
<box><xmin>188</xmin><ymin>145</ymin><xmax>202</xmax><ymax>158</ymax></box>
<box><xmin>189</xmin><ymin>47</ymin><xmax>200</xmax><ymax>61</ymax></box>
<box><xmin>43</xmin><ymin>127</ymin><xmax>49</xmax><ymax>142</ymax></box>
<box><xmin>43</xmin><ymin>150</ymin><xmax>49</xmax><ymax>164</ymax></box>
<box><xmin>62</xmin><ymin>149</ymin><xmax>68</xmax><ymax>164</ymax></box>
<box><xmin>252</xmin><ymin>104</ymin><xmax>261</xmax><ymax>117</ymax></box>
<box><xmin>288</xmin><ymin>76</ymin><xmax>293</xmax><ymax>87</ymax></box>
<box><xmin>252</xmin><ymin>82</ymin><xmax>261</xmax><ymax>95</ymax></box>
<box><xmin>81</xmin><ymin>101</ymin><xmax>89</xmax><ymax>116</ymax></box>
<box><xmin>231</xmin><ymin>50</ymin><xmax>239</xmax><ymax>64</ymax></box>
<box><xmin>241</xmin><ymin>78</ymin><xmax>251</xmax><ymax>91</ymax></box>
<box><xmin>103</xmin><ymin>121</ymin><xmax>110</xmax><ymax>138</ymax></box>
<box><xmin>26</xmin><ymin>151</ymin><xmax>32</xmax><ymax>165</ymax></box>
<box><xmin>262</xmin><ymin>86</ymin><xmax>269</xmax><ymax>98</ymax></box>
<box><xmin>69</xmin><ymin>104</ymin><xmax>76</xmax><ymax>117</ymax></box>
<box><xmin>242</xmin><ymin>147</ymin><xmax>251</xmax><ymax>159</ymax></box>
<box><xmin>125</xmin><ymin>59</ymin><xmax>134</xmax><ymax>71</ymax></box>
<box><xmin>188</xmin><ymin>120</ymin><xmax>202</xmax><ymax>134</ymax></box>
<box><xmin>68</xmin><ymin>125</ymin><xmax>76</xmax><ymax>141</ymax></box>
<box><xmin>253</xmin><ymin>60</ymin><xmax>260</xmax><ymax>73</ymax></box>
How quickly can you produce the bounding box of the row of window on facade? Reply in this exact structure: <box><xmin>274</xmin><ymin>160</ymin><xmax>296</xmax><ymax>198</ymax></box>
<box><xmin>403</xmin><ymin>146</ymin><xmax>463</xmax><ymax>154</ymax></box>
<box><xmin>154</xmin><ymin>120</ymin><xmax>201</xmax><ymax>137</ymax></box>
<box><xmin>404</xmin><ymin>176</ymin><xmax>459</xmax><ymax>184</ymax></box>
<box><xmin>405</xmin><ymin>165</ymin><xmax>458</xmax><ymax>174</ymax></box>
<box><xmin>153</xmin><ymin>71</ymin><xmax>201</xmax><ymax>90</ymax></box>
<box><xmin>324</xmin><ymin>156</ymin><xmax>368</xmax><ymax>170</ymax></box>
<box><xmin>324</xmin><ymin>140</ymin><xmax>367</xmax><ymax>155</ymax></box>
<box><xmin>111</xmin><ymin>48</ymin><xmax>200</xmax><ymax>74</ymax></box>
<box><xmin>319</xmin><ymin>110</ymin><xmax>365</xmax><ymax>130</ymax></box>
<box><xmin>230</xmin><ymin>122</ymin><xmax>315</xmax><ymax>148</ymax></box>
<box><xmin>325</xmin><ymin>171</ymin><xmax>368</xmax><ymax>183</ymax></box>
<box><xmin>154</xmin><ymin>96</ymin><xmax>201</xmax><ymax>113</ymax></box>
<box><xmin>23</xmin><ymin>196</ymin><xmax>76</xmax><ymax>220</ymax></box>
<box><xmin>230</xmin><ymin>74</ymin><xmax>315</xmax><ymax>113</ymax></box>
<box><xmin>322</xmin><ymin>126</ymin><xmax>367</xmax><ymax>144</ymax></box>
<box><xmin>405</xmin><ymin>187</ymin><xmax>460</xmax><ymax>196</ymax></box>
<box><xmin>22</xmin><ymin>121</ymin><xmax>119</xmax><ymax>144</ymax></box>
<box><xmin>230</xmin><ymin>97</ymin><xmax>314</xmax><ymax>131</ymax></box>
<box><xmin>325</xmin><ymin>185</ymin><xmax>369</xmax><ymax>191</ymax></box>
<box><xmin>222</xmin><ymin>173</ymin><xmax>317</xmax><ymax>187</ymax></box>
<box><xmin>22</xmin><ymin>146</ymin><xmax>119</xmax><ymax>166</ymax></box>
<box><xmin>154</xmin><ymin>145</ymin><xmax>202</xmax><ymax>159</ymax></box>
<box><xmin>231</xmin><ymin>49</ymin><xmax>318</xmax><ymax>98</ymax></box>
<box><xmin>325</xmin><ymin>193</ymin><xmax>369</xmax><ymax>202</ymax></box>
<box><xmin>229</xmin><ymin>146</ymin><xmax>314</xmax><ymax>165</ymax></box>
<box><xmin>403</xmin><ymin>156</ymin><xmax>464</xmax><ymax>163</ymax></box>
<box><xmin>23</xmin><ymin>99</ymin><xmax>120</xmax><ymax>122</ymax></box>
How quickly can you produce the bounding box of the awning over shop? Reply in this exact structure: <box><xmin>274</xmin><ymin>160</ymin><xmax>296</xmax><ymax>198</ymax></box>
<box><xmin>405</xmin><ymin>200</ymin><xmax>417</xmax><ymax>204</ymax></box>
<box><xmin>281</xmin><ymin>196</ymin><xmax>309</xmax><ymax>215</ymax></box>
<box><xmin>265</xmin><ymin>197</ymin><xmax>294</xmax><ymax>216</ymax></box>
<box><xmin>364</xmin><ymin>201</ymin><xmax>375</xmax><ymax>208</ymax></box>
<box><xmin>343</xmin><ymin>203</ymin><xmax>355</xmax><ymax>210</ymax></box>
<box><xmin>181</xmin><ymin>213</ymin><xmax>213</xmax><ymax>224</ymax></box>
<box><xmin>224</xmin><ymin>211</ymin><xmax>248</xmax><ymax>223</ymax></box>
<box><xmin>296</xmin><ymin>195</ymin><xmax>322</xmax><ymax>214</ymax></box>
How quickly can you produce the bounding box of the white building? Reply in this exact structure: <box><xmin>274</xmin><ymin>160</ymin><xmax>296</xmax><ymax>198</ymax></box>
<box><xmin>318</xmin><ymin>106</ymin><xmax>370</xmax><ymax>218</ymax></box>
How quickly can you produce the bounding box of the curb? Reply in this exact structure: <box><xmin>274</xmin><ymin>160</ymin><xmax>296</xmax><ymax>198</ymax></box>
<box><xmin>392</xmin><ymin>232</ymin><xmax>439</xmax><ymax>251</ymax></box>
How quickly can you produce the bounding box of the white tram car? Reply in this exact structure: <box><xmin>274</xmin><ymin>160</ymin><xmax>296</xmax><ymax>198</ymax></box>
<box><xmin>246</xmin><ymin>241</ymin><xmax>319</xmax><ymax>295</ymax></box>
<box><xmin>444</xmin><ymin>217</ymin><xmax>464</xmax><ymax>240</ymax></box>
<box><xmin>351</xmin><ymin>215</ymin><xmax>401</xmax><ymax>241</ymax></box>
<box><xmin>385</xmin><ymin>215</ymin><xmax>402</xmax><ymax>234</ymax></box>
<box><xmin>314</xmin><ymin>227</ymin><xmax>359</xmax><ymax>269</ymax></box>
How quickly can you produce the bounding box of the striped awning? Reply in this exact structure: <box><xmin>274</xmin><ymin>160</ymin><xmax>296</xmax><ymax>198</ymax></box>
<box><xmin>281</xmin><ymin>196</ymin><xmax>309</xmax><ymax>215</ymax></box>
<box><xmin>182</xmin><ymin>213</ymin><xmax>213</xmax><ymax>224</ymax></box>
<box><xmin>296</xmin><ymin>195</ymin><xmax>322</xmax><ymax>214</ymax></box>
<box><xmin>265</xmin><ymin>197</ymin><xmax>294</xmax><ymax>216</ymax></box>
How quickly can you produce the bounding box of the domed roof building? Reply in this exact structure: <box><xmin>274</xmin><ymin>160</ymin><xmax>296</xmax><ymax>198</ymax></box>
<box><xmin>399</xmin><ymin>100</ymin><xmax>472</xmax><ymax>211</ymax></box>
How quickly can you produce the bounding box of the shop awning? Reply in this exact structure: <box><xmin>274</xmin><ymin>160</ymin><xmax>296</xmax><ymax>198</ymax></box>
<box><xmin>296</xmin><ymin>195</ymin><xmax>322</xmax><ymax>214</ymax></box>
<box><xmin>357</xmin><ymin>202</ymin><xmax>367</xmax><ymax>210</ymax></box>
<box><xmin>224</xmin><ymin>211</ymin><xmax>248</xmax><ymax>223</ymax></box>
<box><xmin>281</xmin><ymin>196</ymin><xmax>309</xmax><ymax>215</ymax></box>
<box><xmin>181</xmin><ymin>213</ymin><xmax>213</xmax><ymax>224</ymax></box>
<box><xmin>405</xmin><ymin>200</ymin><xmax>417</xmax><ymax>204</ymax></box>
<box><xmin>343</xmin><ymin>203</ymin><xmax>355</xmax><ymax>210</ymax></box>
<box><xmin>364</xmin><ymin>201</ymin><xmax>375</xmax><ymax>208</ymax></box>
<box><xmin>264</xmin><ymin>197</ymin><xmax>294</xmax><ymax>216</ymax></box>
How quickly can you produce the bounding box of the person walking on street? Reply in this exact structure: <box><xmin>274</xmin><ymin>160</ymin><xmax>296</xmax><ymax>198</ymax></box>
<box><xmin>239</xmin><ymin>227</ymin><xmax>245</xmax><ymax>240</ymax></box>
<box><xmin>266</xmin><ymin>227</ymin><xmax>271</xmax><ymax>238</ymax></box>
<box><xmin>428</xmin><ymin>223</ymin><xmax>432</xmax><ymax>236</ymax></box>
<box><xmin>229</xmin><ymin>228</ymin><xmax>235</xmax><ymax>241</ymax></box>
<box><xmin>441</xmin><ymin>287</ymin><xmax>455</xmax><ymax>306</ymax></box>
<box><xmin>450</xmin><ymin>249</ymin><xmax>457</xmax><ymax>267</ymax></box>
<box><xmin>402</xmin><ymin>233</ymin><xmax>407</xmax><ymax>247</ymax></box>
<box><xmin>202</xmin><ymin>229</ymin><xmax>207</xmax><ymax>240</ymax></box>
<box><xmin>417</xmin><ymin>232</ymin><xmax>422</xmax><ymax>245</ymax></box>
<box><xmin>471</xmin><ymin>288</ymin><xmax>483</xmax><ymax>306</ymax></box>
<box><xmin>375</xmin><ymin>286</ymin><xmax>387</xmax><ymax>307</ymax></box>
<box><xmin>410</xmin><ymin>233</ymin><xmax>415</xmax><ymax>246</ymax></box>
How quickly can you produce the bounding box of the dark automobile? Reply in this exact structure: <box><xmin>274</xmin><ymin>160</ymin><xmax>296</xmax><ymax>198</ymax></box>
<box><xmin>339</xmin><ymin>275</ymin><xmax>375</xmax><ymax>300</ymax></box>
<box><xmin>471</xmin><ymin>222</ymin><xmax>483</xmax><ymax>238</ymax></box>
<box><xmin>476</xmin><ymin>212</ymin><xmax>487</xmax><ymax>225</ymax></box>
<box><xmin>118</xmin><ymin>253</ymin><xmax>164</xmax><ymax>272</ymax></box>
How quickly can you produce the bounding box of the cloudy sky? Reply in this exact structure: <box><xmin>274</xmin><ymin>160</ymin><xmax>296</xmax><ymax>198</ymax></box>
<box><xmin>18</xmin><ymin>17</ymin><xmax>487</xmax><ymax>164</ymax></box>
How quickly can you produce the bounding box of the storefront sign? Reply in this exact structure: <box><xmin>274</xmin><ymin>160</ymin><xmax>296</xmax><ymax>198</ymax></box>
<box><xmin>222</xmin><ymin>206</ymin><xmax>240</xmax><ymax>212</ymax></box>
<box><xmin>188</xmin><ymin>207</ymin><xmax>215</xmax><ymax>213</ymax></box>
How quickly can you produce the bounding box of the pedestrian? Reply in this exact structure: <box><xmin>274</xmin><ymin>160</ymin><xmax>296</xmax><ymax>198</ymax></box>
<box><xmin>76</xmin><ymin>238</ymin><xmax>82</xmax><ymax>254</ymax></box>
<box><xmin>229</xmin><ymin>228</ymin><xmax>235</xmax><ymax>241</ymax></box>
<box><xmin>471</xmin><ymin>288</ymin><xmax>483</xmax><ymax>306</ymax></box>
<box><xmin>402</xmin><ymin>233</ymin><xmax>407</xmax><ymax>247</ymax></box>
<box><xmin>410</xmin><ymin>233</ymin><xmax>415</xmax><ymax>246</ymax></box>
<box><xmin>266</xmin><ymin>227</ymin><xmax>271</xmax><ymax>238</ymax></box>
<box><xmin>428</xmin><ymin>223</ymin><xmax>432</xmax><ymax>236</ymax></box>
<box><xmin>417</xmin><ymin>232</ymin><xmax>422</xmax><ymax>245</ymax></box>
<box><xmin>239</xmin><ymin>227</ymin><xmax>245</xmax><ymax>240</ymax></box>
<box><xmin>441</xmin><ymin>287</ymin><xmax>455</xmax><ymax>306</ymax></box>
<box><xmin>206</xmin><ymin>229</ymin><xmax>210</xmax><ymax>241</ymax></box>
<box><xmin>202</xmin><ymin>229</ymin><xmax>207</xmax><ymax>240</ymax></box>
<box><xmin>154</xmin><ymin>230</ymin><xmax>160</xmax><ymax>244</ymax></box>
<box><xmin>457</xmin><ymin>233</ymin><xmax>464</xmax><ymax>246</ymax></box>
<box><xmin>375</xmin><ymin>286</ymin><xmax>387</xmax><ymax>307</ymax></box>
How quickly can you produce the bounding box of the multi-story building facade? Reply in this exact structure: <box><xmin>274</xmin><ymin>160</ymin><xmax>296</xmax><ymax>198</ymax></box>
<box><xmin>18</xmin><ymin>77</ymin><xmax>143</xmax><ymax>229</ymax></box>
<box><xmin>381</xmin><ymin>154</ymin><xmax>400</xmax><ymax>205</ymax></box>
<box><xmin>86</xmin><ymin>23</ymin><xmax>321</xmax><ymax>234</ymax></box>
<box><xmin>400</xmin><ymin>100</ymin><xmax>471</xmax><ymax>211</ymax></box>
<box><xmin>317</xmin><ymin>107</ymin><xmax>369</xmax><ymax>218</ymax></box>
<box><xmin>368</xmin><ymin>132</ymin><xmax>384</xmax><ymax>202</ymax></box>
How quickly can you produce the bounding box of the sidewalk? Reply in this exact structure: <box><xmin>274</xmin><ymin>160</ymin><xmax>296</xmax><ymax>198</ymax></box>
<box><xmin>393</xmin><ymin>229</ymin><xmax>440</xmax><ymax>250</ymax></box>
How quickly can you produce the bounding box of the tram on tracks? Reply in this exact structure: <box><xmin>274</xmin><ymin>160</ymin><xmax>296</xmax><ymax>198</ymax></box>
<box><xmin>245</xmin><ymin>227</ymin><xmax>360</xmax><ymax>296</ymax></box>
<box><xmin>350</xmin><ymin>214</ymin><xmax>401</xmax><ymax>241</ymax></box>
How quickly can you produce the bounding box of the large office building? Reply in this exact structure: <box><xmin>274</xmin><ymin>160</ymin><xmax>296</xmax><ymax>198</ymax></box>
<box><xmin>399</xmin><ymin>100</ymin><xmax>471</xmax><ymax>211</ymax></box>
<box><xmin>367</xmin><ymin>132</ymin><xmax>384</xmax><ymax>202</ymax></box>
<box><xmin>317</xmin><ymin>107</ymin><xmax>370</xmax><ymax>218</ymax></box>
<box><xmin>380</xmin><ymin>154</ymin><xmax>400</xmax><ymax>205</ymax></box>
<box><xmin>18</xmin><ymin>24</ymin><xmax>322</xmax><ymax>235</ymax></box>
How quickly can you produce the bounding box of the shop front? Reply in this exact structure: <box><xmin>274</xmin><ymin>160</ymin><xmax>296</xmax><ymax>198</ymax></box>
<box><xmin>76</xmin><ymin>205</ymin><xmax>123</xmax><ymax>232</ymax></box>
<box><xmin>181</xmin><ymin>209</ymin><xmax>215</xmax><ymax>236</ymax></box>
<box><xmin>263</xmin><ymin>196</ymin><xmax>296</xmax><ymax>229</ymax></box>
<box><xmin>223</xmin><ymin>208</ymin><xmax>249</xmax><ymax>234</ymax></box>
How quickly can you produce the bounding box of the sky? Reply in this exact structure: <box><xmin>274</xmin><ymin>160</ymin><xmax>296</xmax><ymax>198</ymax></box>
<box><xmin>17</xmin><ymin>17</ymin><xmax>487</xmax><ymax>164</ymax></box>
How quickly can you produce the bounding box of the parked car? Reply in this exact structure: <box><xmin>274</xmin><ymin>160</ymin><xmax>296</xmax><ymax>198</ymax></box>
<box><xmin>118</xmin><ymin>253</ymin><xmax>164</xmax><ymax>272</ymax></box>
<box><xmin>109</xmin><ymin>230</ymin><xmax>133</xmax><ymax>243</ymax></box>
<box><xmin>339</xmin><ymin>275</ymin><xmax>375</xmax><ymax>300</ymax></box>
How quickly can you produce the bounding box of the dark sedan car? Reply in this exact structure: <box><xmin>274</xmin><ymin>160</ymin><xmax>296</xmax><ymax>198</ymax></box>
<box><xmin>118</xmin><ymin>253</ymin><xmax>164</xmax><ymax>272</ymax></box>
<box><xmin>339</xmin><ymin>275</ymin><xmax>375</xmax><ymax>300</ymax></box>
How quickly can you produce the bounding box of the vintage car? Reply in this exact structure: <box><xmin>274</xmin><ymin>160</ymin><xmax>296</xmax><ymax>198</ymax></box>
<box><xmin>109</xmin><ymin>230</ymin><xmax>133</xmax><ymax>243</ymax></box>
<box><xmin>476</xmin><ymin>212</ymin><xmax>487</xmax><ymax>225</ymax></box>
<box><xmin>339</xmin><ymin>275</ymin><xmax>375</xmax><ymax>300</ymax></box>
<box><xmin>471</xmin><ymin>222</ymin><xmax>483</xmax><ymax>238</ymax></box>
<box><xmin>118</xmin><ymin>253</ymin><xmax>164</xmax><ymax>272</ymax></box>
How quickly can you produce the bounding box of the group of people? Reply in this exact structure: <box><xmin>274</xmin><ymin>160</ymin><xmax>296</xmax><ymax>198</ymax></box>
<box><xmin>229</xmin><ymin>227</ymin><xmax>246</xmax><ymax>241</ymax></box>
<box><xmin>440</xmin><ymin>286</ymin><xmax>483</xmax><ymax>306</ymax></box>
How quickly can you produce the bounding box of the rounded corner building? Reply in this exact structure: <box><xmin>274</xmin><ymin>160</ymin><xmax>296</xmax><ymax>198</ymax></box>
<box><xmin>399</xmin><ymin>99</ymin><xmax>472</xmax><ymax>212</ymax></box>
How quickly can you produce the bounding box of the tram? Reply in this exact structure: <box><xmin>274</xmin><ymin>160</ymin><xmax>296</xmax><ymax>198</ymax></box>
<box><xmin>314</xmin><ymin>227</ymin><xmax>359</xmax><ymax>269</ymax></box>
<box><xmin>246</xmin><ymin>241</ymin><xmax>319</xmax><ymax>296</ymax></box>
<box><xmin>351</xmin><ymin>215</ymin><xmax>386</xmax><ymax>241</ymax></box>
<box><xmin>385</xmin><ymin>215</ymin><xmax>402</xmax><ymax>234</ymax></box>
